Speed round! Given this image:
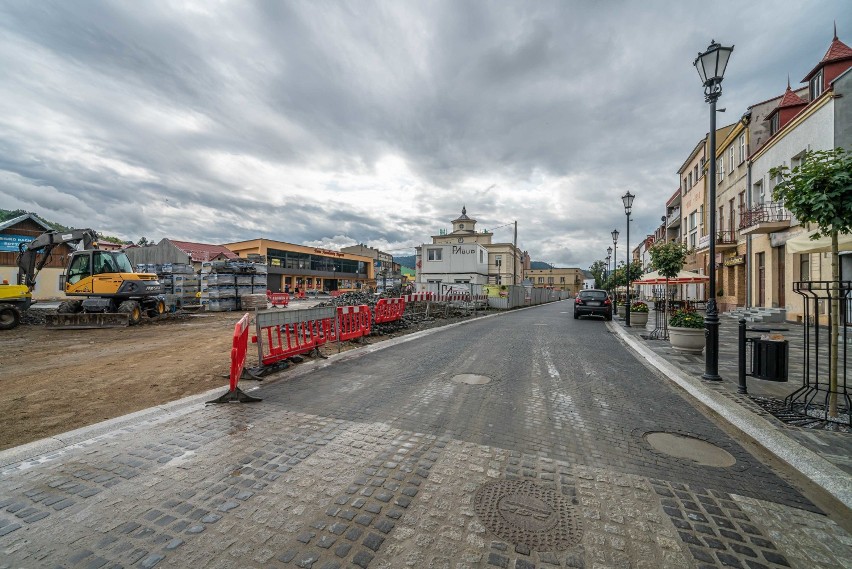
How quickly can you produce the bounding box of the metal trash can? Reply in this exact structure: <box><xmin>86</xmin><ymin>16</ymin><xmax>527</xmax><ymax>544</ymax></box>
<box><xmin>751</xmin><ymin>339</ymin><xmax>789</xmax><ymax>382</ymax></box>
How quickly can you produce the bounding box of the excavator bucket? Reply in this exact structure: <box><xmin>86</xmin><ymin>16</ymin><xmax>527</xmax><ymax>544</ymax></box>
<box><xmin>44</xmin><ymin>312</ymin><xmax>130</xmax><ymax>330</ymax></box>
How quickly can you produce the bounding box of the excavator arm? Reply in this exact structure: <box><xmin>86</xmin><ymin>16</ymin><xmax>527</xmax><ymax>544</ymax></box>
<box><xmin>16</xmin><ymin>229</ymin><xmax>99</xmax><ymax>291</ymax></box>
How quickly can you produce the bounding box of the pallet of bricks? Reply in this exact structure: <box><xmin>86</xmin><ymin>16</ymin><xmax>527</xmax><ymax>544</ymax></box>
<box><xmin>201</xmin><ymin>259</ymin><xmax>268</xmax><ymax>312</ymax></box>
<box><xmin>136</xmin><ymin>263</ymin><xmax>200</xmax><ymax>310</ymax></box>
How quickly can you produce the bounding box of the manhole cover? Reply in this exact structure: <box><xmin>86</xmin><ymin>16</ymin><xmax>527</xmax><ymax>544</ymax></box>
<box><xmin>644</xmin><ymin>432</ymin><xmax>736</xmax><ymax>467</ymax></box>
<box><xmin>452</xmin><ymin>374</ymin><xmax>492</xmax><ymax>385</ymax></box>
<box><xmin>474</xmin><ymin>480</ymin><xmax>581</xmax><ymax>550</ymax></box>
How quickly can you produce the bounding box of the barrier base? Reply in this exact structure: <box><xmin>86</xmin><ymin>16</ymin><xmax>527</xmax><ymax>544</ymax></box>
<box><xmin>246</xmin><ymin>362</ymin><xmax>289</xmax><ymax>380</ymax></box>
<box><xmin>206</xmin><ymin>387</ymin><xmax>262</xmax><ymax>404</ymax></box>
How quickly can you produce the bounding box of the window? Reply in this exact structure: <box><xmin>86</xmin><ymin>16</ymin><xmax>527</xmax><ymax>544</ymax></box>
<box><xmin>560</xmin><ymin>276</ymin><xmax>565</xmax><ymax>283</ymax></box>
<box><xmin>728</xmin><ymin>146</ymin><xmax>735</xmax><ymax>173</ymax></box>
<box><xmin>809</xmin><ymin>69</ymin><xmax>824</xmax><ymax>101</ymax></box>
<box><xmin>538</xmin><ymin>277</ymin><xmax>544</xmax><ymax>284</ymax></box>
<box><xmin>738</xmin><ymin>191</ymin><xmax>745</xmax><ymax>226</ymax></box>
<box><xmin>717</xmin><ymin>157</ymin><xmax>725</xmax><ymax>181</ymax></box>
<box><xmin>719</xmin><ymin>206</ymin><xmax>724</xmax><ymax>236</ymax></box>
<box><xmin>479</xmin><ymin>250</ymin><xmax>483</xmax><ymax>263</ymax></box>
<box><xmin>683</xmin><ymin>177</ymin><xmax>688</xmax><ymax>192</ymax></box>
<box><xmin>690</xmin><ymin>232</ymin><xmax>697</xmax><ymax>249</ymax></box>
<box><xmin>800</xmin><ymin>254</ymin><xmax>810</xmax><ymax>281</ymax></box>
<box><xmin>688</xmin><ymin>172</ymin><xmax>693</xmax><ymax>188</ymax></box>
<box><xmin>459</xmin><ymin>224</ymin><xmax>465</xmax><ymax>229</ymax></box>
<box><xmin>754</xmin><ymin>180</ymin><xmax>764</xmax><ymax>205</ymax></box>
<box><xmin>495</xmin><ymin>255</ymin><xmax>502</xmax><ymax>267</ymax></box>
<box><xmin>689</xmin><ymin>212</ymin><xmax>697</xmax><ymax>230</ymax></box>
<box><xmin>699</xmin><ymin>205</ymin><xmax>705</xmax><ymax>230</ymax></box>
<box><xmin>426</xmin><ymin>248</ymin><xmax>442</xmax><ymax>261</ymax></box>
<box><xmin>694</xmin><ymin>165</ymin><xmax>699</xmax><ymax>182</ymax></box>
<box><xmin>738</xmin><ymin>134</ymin><xmax>746</xmax><ymax>163</ymax></box>
<box><xmin>770</xmin><ymin>113</ymin><xmax>780</xmax><ymax>135</ymax></box>
<box><xmin>547</xmin><ymin>277</ymin><xmax>554</xmax><ymax>285</ymax></box>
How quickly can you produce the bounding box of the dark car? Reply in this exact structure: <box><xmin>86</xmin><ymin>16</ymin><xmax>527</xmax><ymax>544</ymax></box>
<box><xmin>573</xmin><ymin>289</ymin><xmax>612</xmax><ymax>320</ymax></box>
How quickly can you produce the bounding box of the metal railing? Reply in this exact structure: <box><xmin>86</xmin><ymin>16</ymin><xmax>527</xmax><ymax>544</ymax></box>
<box><xmin>787</xmin><ymin>280</ymin><xmax>851</xmax><ymax>426</ymax></box>
<box><xmin>739</xmin><ymin>202</ymin><xmax>791</xmax><ymax>229</ymax></box>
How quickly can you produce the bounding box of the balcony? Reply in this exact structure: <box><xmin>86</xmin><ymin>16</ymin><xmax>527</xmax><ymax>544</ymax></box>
<box><xmin>739</xmin><ymin>203</ymin><xmax>792</xmax><ymax>235</ymax></box>
<box><xmin>666</xmin><ymin>207</ymin><xmax>681</xmax><ymax>227</ymax></box>
<box><xmin>696</xmin><ymin>230</ymin><xmax>738</xmax><ymax>252</ymax></box>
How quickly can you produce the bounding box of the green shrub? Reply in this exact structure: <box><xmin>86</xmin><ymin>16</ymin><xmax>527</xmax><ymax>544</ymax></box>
<box><xmin>630</xmin><ymin>301</ymin><xmax>648</xmax><ymax>312</ymax></box>
<box><xmin>669</xmin><ymin>309</ymin><xmax>704</xmax><ymax>329</ymax></box>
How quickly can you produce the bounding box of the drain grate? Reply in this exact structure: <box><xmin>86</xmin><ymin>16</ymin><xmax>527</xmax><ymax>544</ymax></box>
<box><xmin>474</xmin><ymin>480</ymin><xmax>581</xmax><ymax>551</ymax></box>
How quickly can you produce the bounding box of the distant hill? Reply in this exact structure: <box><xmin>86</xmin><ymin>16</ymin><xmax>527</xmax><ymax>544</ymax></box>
<box><xmin>529</xmin><ymin>261</ymin><xmax>554</xmax><ymax>270</ymax></box>
<box><xmin>395</xmin><ymin>255</ymin><xmax>416</xmax><ymax>269</ymax></box>
<box><xmin>0</xmin><ymin>209</ymin><xmax>127</xmax><ymax>244</ymax></box>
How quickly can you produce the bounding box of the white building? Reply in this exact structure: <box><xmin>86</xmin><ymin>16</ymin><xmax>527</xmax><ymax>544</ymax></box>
<box><xmin>415</xmin><ymin>242</ymin><xmax>489</xmax><ymax>287</ymax></box>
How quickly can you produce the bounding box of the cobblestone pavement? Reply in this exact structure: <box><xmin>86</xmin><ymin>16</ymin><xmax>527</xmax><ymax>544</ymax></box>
<box><xmin>1</xmin><ymin>302</ymin><xmax>850</xmax><ymax>568</ymax></box>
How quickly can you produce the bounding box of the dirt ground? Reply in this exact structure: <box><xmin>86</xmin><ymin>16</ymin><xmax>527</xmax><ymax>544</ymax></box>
<box><xmin>0</xmin><ymin>307</ymin><xmax>470</xmax><ymax>451</ymax></box>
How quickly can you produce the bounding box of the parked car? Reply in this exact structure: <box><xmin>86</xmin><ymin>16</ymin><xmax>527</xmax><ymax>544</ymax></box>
<box><xmin>573</xmin><ymin>289</ymin><xmax>612</xmax><ymax>320</ymax></box>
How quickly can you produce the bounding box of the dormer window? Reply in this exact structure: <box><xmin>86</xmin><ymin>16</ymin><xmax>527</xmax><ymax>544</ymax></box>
<box><xmin>809</xmin><ymin>69</ymin><xmax>824</xmax><ymax>101</ymax></box>
<box><xmin>770</xmin><ymin>113</ymin><xmax>780</xmax><ymax>135</ymax></box>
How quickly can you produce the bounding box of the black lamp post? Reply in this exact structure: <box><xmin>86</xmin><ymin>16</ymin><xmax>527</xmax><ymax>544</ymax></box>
<box><xmin>606</xmin><ymin>246</ymin><xmax>612</xmax><ymax>286</ymax></box>
<box><xmin>622</xmin><ymin>192</ymin><xmax>635</xmax><ymax>326</ymax></box>
<box><xmin>611</xmin><ymin>229</ymin><xmax>619</xmax><ymax>313</ymax></box>
<box><xmin>694</xmin><ymin>39</ymin><xmax>733</xmax><ymax>381</ymax></box>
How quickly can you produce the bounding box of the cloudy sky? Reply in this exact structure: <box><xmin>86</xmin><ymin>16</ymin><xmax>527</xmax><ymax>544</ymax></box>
<box><xmin>0</xmin><ymin>1</ymin><xmax>848</xmax><ymax>268</ymax></box>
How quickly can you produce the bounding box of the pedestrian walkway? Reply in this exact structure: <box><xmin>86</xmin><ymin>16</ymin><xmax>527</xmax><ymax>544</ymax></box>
<box><xmin>609</xmin><ymin>310</ymin><xmax>852</xmax><ymax>511</ymax></box>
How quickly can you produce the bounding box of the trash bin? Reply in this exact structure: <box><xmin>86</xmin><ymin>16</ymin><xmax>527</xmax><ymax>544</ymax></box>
<box><xmin>751</xmin><ymin>339</ymin><xmax>789</xmax><ymax>382</ymax></box>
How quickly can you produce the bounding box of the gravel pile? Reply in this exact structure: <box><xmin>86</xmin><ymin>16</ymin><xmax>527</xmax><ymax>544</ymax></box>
<box><xmin>21</xmin><ymin>309</ymin><xmax>48</xmax><ymax>326</ymax></box>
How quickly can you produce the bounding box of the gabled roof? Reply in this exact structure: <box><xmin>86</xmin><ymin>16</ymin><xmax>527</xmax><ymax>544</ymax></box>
<box><xmin>803</xmin><ymin>31</ymin><xmax>852</xmax><ymax>81</ymax></box>
<box><xmin>0</xmin><ymin>213</ymin><xmax>52</xmax><ymax>232</ymax></box>
<box><xmin>169</xmin><ymin>240</ymin><xmax>240</xmax><ymax>262</ymax></box>
<box><xmin>765</xmin><ymin>84</ymin><xmax>808</xmax><ymax>121</ymax></box>
<box><xmin>452</xmin><ymin>206</ymin><xmax>473</xmax><ymax>223</ymax></box>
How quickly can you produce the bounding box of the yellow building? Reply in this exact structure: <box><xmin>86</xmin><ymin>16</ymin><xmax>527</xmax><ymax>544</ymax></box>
<box><xmin>525</xmin><ymin>267</ymin><xmax>584</xmax><ymax>294</ymax></box>
<box><xmin>223</xmin><ymin>238</ymin><xmax>374</xmax><ymax>293</ymax></box>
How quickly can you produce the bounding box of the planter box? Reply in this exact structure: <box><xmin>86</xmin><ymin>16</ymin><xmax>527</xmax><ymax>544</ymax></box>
<box><xmin>669</xmin><ymin>326</ymin><xmax>705</xmax><ymax>354</ymax></box>
<box><xmin>629</xmin><ymin>311</ymin><xmax>648</xmax><ymax>327</ymax></box>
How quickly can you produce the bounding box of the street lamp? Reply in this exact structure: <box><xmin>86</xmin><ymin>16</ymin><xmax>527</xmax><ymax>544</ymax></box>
<box><xmin>622</xmin><ymin>191</ymin><xmax>635</xmax><ymax>326</ymax></box>
<box><xmin>606</xmin><ymin>246</ymin><xmax>612</xmax><ymax>285</ymax></box>
<box><xmin>694</xmin><ymin>39</ymin><xmax>733</xmax><ymax>381</ymax></box>
<box><xmin>611</xmin><ymin>229</ymin><xmax>619</xmax><ymax>313</ymax></box>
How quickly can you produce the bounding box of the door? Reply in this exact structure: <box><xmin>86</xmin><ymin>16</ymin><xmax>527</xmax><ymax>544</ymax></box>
<box><xmin>777</xmin><ymin>247</ymin><xmax>785</xmax><ymax>307</ymax></box>
<box><xmin>757</xmin><ymin>252</ymin><xmax>765</xmax><ymax>307</ymax></box>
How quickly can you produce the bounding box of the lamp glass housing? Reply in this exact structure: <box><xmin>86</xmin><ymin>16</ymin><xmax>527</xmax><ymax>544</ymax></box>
<box><xmin>694</xmin><ymin>41</ymin><xmax>733</xmax><ymax>86</ymax></box>
<box><xmin>611</xmin><ymin>229</ymin><xmax>619</xmax><ymax>242</ymax></box>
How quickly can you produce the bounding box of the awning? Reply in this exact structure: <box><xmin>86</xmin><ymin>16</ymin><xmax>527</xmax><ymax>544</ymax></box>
<box><xmin>633</xmin><ymin>270</ymin><xmax>710</xmax><ymax>285</ymax></box>
<box><xmin>785</xmin><ymin>229</ymin><xmax>852</xmax><ymax>254</ymax></box>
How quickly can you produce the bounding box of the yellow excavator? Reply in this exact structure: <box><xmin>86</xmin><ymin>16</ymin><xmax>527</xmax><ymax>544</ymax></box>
<box><xmin>7</xmin><ymin>228</ymin><xmax>166</xmax><ymax>329</ymax></box>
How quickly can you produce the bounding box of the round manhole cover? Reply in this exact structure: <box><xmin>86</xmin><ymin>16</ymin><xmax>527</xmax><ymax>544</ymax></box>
<box><xmin>474</xmin><ymin>480</ymin><xmax>581</xmax><ymax>550</ymax></box>
<box><xmin>452</xmin><ymin>374</ymin><xmax>492</xmax><ymax>385</ymax></box>
<box><xmin>644</xmin><ymin>432</ymin><xmax>736</xmax><ymax>467</ymax></box>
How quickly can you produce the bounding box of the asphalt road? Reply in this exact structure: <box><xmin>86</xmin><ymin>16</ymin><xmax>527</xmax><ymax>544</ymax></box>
<box><xmin>261</xmin><ymin>302</ymin><xmax>814</xmax><ymax>512</ymax></box>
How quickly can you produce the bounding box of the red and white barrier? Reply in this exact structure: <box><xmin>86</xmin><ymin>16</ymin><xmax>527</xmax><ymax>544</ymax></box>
<box><xmin>402</xmin><ymin>292</ymin><xmax>433</xmax><ymax>303</ymax></box>
<box><xmin>374</xmin><ymin>298</ymin><xmax>406</xmax><ymax>323</ymax></box>
<box><xmin>208</xmin><ymin>313</ymin><xmax>262</xmax><ymax>404</ymax></box>
<box><xmin>336</xmin><ymin>305</ymin><xmax>372</xmax><ymax>341</ymax></box>
<box><xmin>253</xmin><ymin>307</ymin><xmax>336</xmax><ymax>366</ymax></box>
<box><xmin>266</xmin><ymin>290</ymin><xmax>290</xmax><ymax>307</ymax></box>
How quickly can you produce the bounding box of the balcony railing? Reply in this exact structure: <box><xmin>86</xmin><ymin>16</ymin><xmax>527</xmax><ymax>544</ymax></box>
<box><xmin>739</xmin><ymin>202</ymin><xmax>791</xmax><ymax>230</ymax></box>
<box><xmin>697</xmin><ymin>230</ymin><xmax>737</xmax><ymax>251</ymax></box>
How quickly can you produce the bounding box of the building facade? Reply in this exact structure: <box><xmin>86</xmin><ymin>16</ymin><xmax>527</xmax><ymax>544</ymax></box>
<box><xmin>224</xmin><ymin>239</ymin><xmax>374</xmax><ymax>293</ymax></box>
<box><xmin>416</xmin><ymin>207</ymin><xmax>525</xmax><ymax>287</ymax></box>
<box><xmin>525</xmin><ymin>267</ymin><xmax>585</xmax><ymax>293</ymax></box>
<box><xmin>0</xmin><ymin>214</ymin><xmax>72</xmax><ymax>299</ymax></box>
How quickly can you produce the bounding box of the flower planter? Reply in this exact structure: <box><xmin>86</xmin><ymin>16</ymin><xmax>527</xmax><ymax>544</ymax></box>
<box><xmin>668</xmin><ymin>326</ymin><xmax>705</xmax><ymax>354</ymax></box>
<box><xmin>617</xmin><ymin>304</ymin><xmax>626</xmax><ymax>318</ymax></box>
<box><xmin>629</xmin><ymin>311</ymin><xmax>648</xmax><ymax>327</ymax></box>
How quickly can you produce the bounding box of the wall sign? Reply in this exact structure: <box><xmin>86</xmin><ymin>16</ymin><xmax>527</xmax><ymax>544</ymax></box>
<box><xmin>0</xmin><ymin>234</ymin><xmax>33</xmax><ymax>252</ymax></box>
<box><xmin>724</xmin><ymin>255</ymin><xmax>745</xmax><ymax>266</ymax></box>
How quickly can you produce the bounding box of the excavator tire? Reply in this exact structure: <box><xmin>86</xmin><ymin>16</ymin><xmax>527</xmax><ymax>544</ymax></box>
<box><xmin>57</xmin><ymin>300</ymin><xmax>83</xmax><ymax>313</ymax></box>
<box><xmin>146</xmin><ymin>299</ymin><xmax>166</xmax><ymax>318</ymax></box>
<box><xmin>0</xmin><ymin>304</ymin><xmax>21</xmax><ymax>331</ymax></box>
<box><xmin>118</xmin><ymin>301</ymin><xmax>142</xmax><ymax>326</ymax></box>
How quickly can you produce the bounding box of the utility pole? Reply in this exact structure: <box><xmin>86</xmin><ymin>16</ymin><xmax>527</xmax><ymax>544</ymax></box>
<box><xmin>513</xmin><ymin>220</ymin><xmax>518</xmax><ymax>285</ymax></box>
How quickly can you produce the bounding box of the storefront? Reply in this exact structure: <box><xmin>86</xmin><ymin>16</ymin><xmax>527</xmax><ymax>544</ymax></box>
<box><xmin>223</xmin><ymin>239</ymin><xmax>374</xmax><ymax>293</ymax></box>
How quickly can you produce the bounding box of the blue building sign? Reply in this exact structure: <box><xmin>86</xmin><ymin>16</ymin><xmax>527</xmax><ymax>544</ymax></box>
<box><xmin>0</xmin><ymin>234</ymin><xmax>32</xmax><ymax>253</ymax></box>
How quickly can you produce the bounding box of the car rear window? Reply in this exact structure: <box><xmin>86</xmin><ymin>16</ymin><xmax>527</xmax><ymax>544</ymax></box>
<box><xmin>579</xmin><ymin>291</ymin><xmax>607</xmax><ymax>300</ymax></box>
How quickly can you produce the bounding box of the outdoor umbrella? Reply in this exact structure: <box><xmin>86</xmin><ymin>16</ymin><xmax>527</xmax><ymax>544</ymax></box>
<box><xmin>785</xmin><ymin>229</ymin><xmax>852</xmax><ymax>254</ymax></box>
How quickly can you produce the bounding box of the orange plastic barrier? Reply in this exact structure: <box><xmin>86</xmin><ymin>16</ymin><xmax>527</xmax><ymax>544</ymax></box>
<box><xmin>374</xmin><ymin>298</ymin><xmax>406</xmax><ymax>323</ymax></box>
<box><xmin>208</xmin><ymin>313</ymin><xmax>261</xmax><ymax>404</ymax></box>
<box><xmin>336</xmin><ymin>305</ymin><xmax>371</xmax><ymax>341</ymax></box>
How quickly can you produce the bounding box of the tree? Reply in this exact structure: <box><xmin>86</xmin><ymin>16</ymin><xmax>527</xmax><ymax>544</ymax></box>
<box><xmin>137</xmin><ymin>237</ymin><xmax>150</xmax><ymax>246</ymax></box>
<box><xmin>589</xmin><ymin>260</ymin><xmax>607</xmax><ymax>288</ymax></box>
<box><xmin>771</xmin><ymin>148</ymin><xmax>852</xmax><ymax>417</ymax></box>
<box><xmin>649</xmin><ymin>241</ymin><xmax>689</xmax><ymax>331</ymax></box>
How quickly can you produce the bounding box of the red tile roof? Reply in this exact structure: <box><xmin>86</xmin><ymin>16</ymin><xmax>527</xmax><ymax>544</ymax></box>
<box><xmin>776</xmin><ymin>86</ymin><xmax>808</xmax><ymax>109</ymax></box>
<box><xmin>803</xmin><ymin>33</ymin><xmax>852</xmax><ymax>81</ymax></box>
<box><xmin>169</xmin><ymin>240</ymin><xmax>240</xmax><ymax>262</ymax></box>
